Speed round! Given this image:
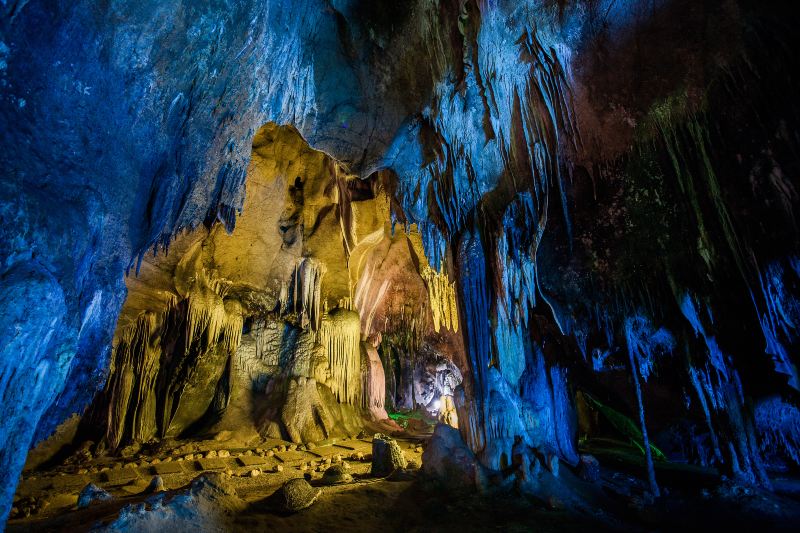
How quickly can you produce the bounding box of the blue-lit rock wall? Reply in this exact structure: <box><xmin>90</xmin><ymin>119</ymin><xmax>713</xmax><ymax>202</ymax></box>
<box><xmin>2</xmin><ymin>0</ymin><xmax>800</xmax><ymax>522</ymax></box>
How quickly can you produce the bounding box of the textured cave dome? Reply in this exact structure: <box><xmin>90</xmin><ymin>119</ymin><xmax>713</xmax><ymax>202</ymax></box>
<box><xmin>2</xmin><ymin>0</ymin><xmax>800</xmax><ymax>530</ymax></box>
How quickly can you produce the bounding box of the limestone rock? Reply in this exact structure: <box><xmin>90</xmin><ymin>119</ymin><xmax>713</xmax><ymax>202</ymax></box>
<box><xmin>320</xmin><ymin>464</ymin><xmax>353</xmax><ymax>485</ymax></box>
<box><xmin>77</xmin><ymin>483</ymin><xmax>113</xmax><ymax>509</ymax></box>
<box><xmin>577</xmin><ymin>454</ymin><xmax>600</xmax><ymax>483</ymax></box>
<box><xmin>422</xmin><ymin>424</ymin><xmax>485</xmax><ymax>491</ymax></box>
<box><xmin>370</xmin><ymin>433</ymin><xmax>406</xmax><ymax>476</ymax></box>
<box><xmin>145</xmin><ymin>475</ymin><xmax>166</xmax><ymax>493</ymax></box>
<box><xmin>280</xmin><ymin>478</ymin><xmax>321</xmax><ymax>512</ymax></box>
<box><xmin>279</xmin><ymin>377</ymin><xmax>334</xmax><ymax>444</ymax></box>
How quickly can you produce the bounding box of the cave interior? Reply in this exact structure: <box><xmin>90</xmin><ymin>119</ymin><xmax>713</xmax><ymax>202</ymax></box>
<box><xmin>2</xmin><ymin>0</ymin><xmax>800</xmax><ymax>531</ymax></box>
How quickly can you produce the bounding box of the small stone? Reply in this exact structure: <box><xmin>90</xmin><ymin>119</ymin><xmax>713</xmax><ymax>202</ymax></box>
<box><xmin>77</xmin><ymin>468</ymin><xmax>88</xmax><ymax>475</ymax></box>
<box><xmin>306</xmin><ymin>442</ymin><xmax>316</xmax><ymax>450</ymax></box>
<box><xmin>266</xmin><ymin>450</ymin><xmax>274</xmax><ymax>457</ymax></box>
<box><xmin>206</xmin><ymin>451</ymin><xmax>217</xmax><ymax>458</ymax></box>
<box><xmin>225</xmin><ymin>469</ymin><xmax>234</xmax><ymax>476</ymax></box>
<box><xmin>278</xmin><ymin>445</ymin><xmax>287</xmax><ymax>452</ymax></box>
<box><xmin>218</xmin><ymin>450</ymin><xmax>230</xmax><ymax>458</ymax></box>
<box><xmin>250</xmin><ymin>469</ymin><xmax>261</xmax><ymax>477</ymax></box>
<box><xmin>324</xmin><ymin>457</ymin><xmax>331</xmax><ymax>465</ymax></box>
<box><xmin>333</xmin><ymin>454</ymin><xmax>341</xmax><ymax>463</ymax></box>
<box><xmin>184</xmin><ymin>454</ymin><xmax>194</xmax><ymax>461</ymax></box>
<box><xmin>163</xmin><ymin>457</ymin><xmax>172</xmax><ymax>463</ymax></box>
<box><xmin>274</xmin><ymin>464</ymin><xmax>284</xmax><ymax>473</ymax></box>
<box><xmin>288</xmin><ymin>444</ymin><xmax>297</xmax><ymax>451</ymax></box>
<box><xmin>244</xmin><ymin>450</ymin><xmax>253</xmax><ymax>457</ymax></box>
<box><xmin>145</xmin><ymin>475</ymin><xmax>166</xmax><ymax>493</ymax></box>
<box><xmin>297</xmin><ymin>445</ymin><xmax>306</xmax><ymax>451</ymax></box>
<box><xmin>176</xmin><ymin>457</ymin><xmax>184</xmax><ymax>462</ymax></box>
<box><xmin>415</xmin><ymin>446</ymin><xmax>423</xmax><ymax>453</ymax></box>
<box><xmin>151</xmin><ymin>458</ymin><xmax>161</xmax><ymax>465</ymax></box>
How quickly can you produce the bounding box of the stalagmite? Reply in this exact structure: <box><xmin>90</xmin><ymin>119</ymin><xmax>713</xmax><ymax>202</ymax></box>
<box><xmin>318</xmin><ymin>309</ymin><xmax>361</xmax><ymax>406</ymax></box>
<box><xmin>361</xmin><ymin>335</ymin><xmax>388</xmax><ymax>420</ymax></box>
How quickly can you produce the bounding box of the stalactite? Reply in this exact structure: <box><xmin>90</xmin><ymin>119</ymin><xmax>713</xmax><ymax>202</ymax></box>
<box><xmin>289</xmin><ymin>257</ymin><xmax>326</xmax><ymax>331</ymax></box>
<box><xmin>318</xmin><ymin>308</ymin><xmax>361</xmax><ymax>406</ymax></box>
<box><xmin>221</xmin><ymin>300</ymin><xmax>244</xmax><ymax>355</ymax></box>
<box><xmin>185</xmin><ymin>280</ymin><xmax>227</xmax><ymax>353</ymax></box>
<box><xmin>624</xmin><ymin>314</ymin><xmax>675</xmax><ymax>497</ymax></box>
<box><xmin>421</xmin><ymin>264</ymin><xmax>459</xmax><ymax>333</ymax></box>
<box><xmin>682</xmin><ymin>294</ymin><xmax>771</xmax><ymax>486</ymax></box>
<box><xmin>130</xmin><ymin>312</ymin><xmax>162</xmax><ymax>443</ymax></box>
<box><xmin>105</xmin><ymin>311</ymin><xmax>162</xmax><ymax>449</ymax></box>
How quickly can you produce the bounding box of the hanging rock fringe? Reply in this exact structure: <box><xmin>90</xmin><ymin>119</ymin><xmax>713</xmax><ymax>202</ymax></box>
<box><xmin>421</xmin><ymin>265</ymin><xmax>459</xmax><ymax>333</ymax></box>
<box><xmin>319</xmin><ymin>309</ymin><xmax>361</xmax><ymax>405</ymax></box>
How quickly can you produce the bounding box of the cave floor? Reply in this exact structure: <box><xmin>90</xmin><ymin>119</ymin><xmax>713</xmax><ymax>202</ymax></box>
<box><xmin>8</xmin><ymin>435</ymin><xmax>800</xmax><ymax>531</ymax></box>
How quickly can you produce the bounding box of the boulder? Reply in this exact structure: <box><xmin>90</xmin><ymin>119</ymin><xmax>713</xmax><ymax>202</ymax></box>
<box><xmin>280</xmin><ymin>478</ymin><xmax>321</xmax><ymax>512</ymax></box>
<box><xmin>320</xmin><ymin>464</ymin><xmax>353</xmax><ymax>485</ymax></box>
<box><xmin>370</xmin><ymin>433</ymin><xmax>406</xmax><ymax>476</ymax></box>
<box><xmin>77</xmin><ymin>483</ymin><xmax>113</xmax><ymax>509</ymax></box>
<box><xmin>422</xmin><ymin>424</ymin><xmax>486</xmax><ymax>491</ymax></box>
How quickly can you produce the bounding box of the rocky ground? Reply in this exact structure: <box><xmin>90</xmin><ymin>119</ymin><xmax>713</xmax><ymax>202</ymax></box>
<box><xmin>7</xmin><ymin>432</ymin><xmax>800</xmax><ymax>532</ymax></box>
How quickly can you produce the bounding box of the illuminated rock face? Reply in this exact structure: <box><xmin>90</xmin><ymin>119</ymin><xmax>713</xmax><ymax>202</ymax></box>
<box><xmin>1</xmin><ymin>0</ymin><xmax>800</xmax><ymax>523</ymax></box>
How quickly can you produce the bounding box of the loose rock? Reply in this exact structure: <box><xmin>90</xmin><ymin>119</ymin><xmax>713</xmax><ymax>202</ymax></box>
<box><xmin>77</xmin><ymin>483</ymin><xmax>113</xmax><ymax>509</ymax></box>
<box><xmin>279</xmin><ymin>478</ymin><xmax>321</xmax><ymax>512</ymax></box>
<box><xmin>371</xmin><ymin>434</ymin><xmax>406</xmax><ymax>476</ymax></box>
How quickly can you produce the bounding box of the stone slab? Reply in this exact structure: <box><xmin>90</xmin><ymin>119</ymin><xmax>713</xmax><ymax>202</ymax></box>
<box><xmin>102</xmin><ymin>469</ymin><xmax>140</xmax><ymax>484</ymax></box>
<box><xmin>310</xmin><ymin>446</ymin><xmax>337</xmax><ymax>457</ymax></box>
<box><xmin>196</xmin><ymin>458</ymin><xmax>227</xmax><ymax>471</ymax></box>
<box><xmin>152</xmin><ymin>462</ymin><xmax>185</xmax><ymax>475</ymax></box>
<box><xmin>237</xmin><ymin>456</ymin><xmax>270</xmax><ymax>467</ymax></box>
<box><xmin>274</xmin><ymin>451</ymin><xmax>307</xmax><ymax>463</ymax></box>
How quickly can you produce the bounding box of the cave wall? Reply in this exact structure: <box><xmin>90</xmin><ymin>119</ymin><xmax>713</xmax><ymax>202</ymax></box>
<box><xmin>2</xmin><ymin>0</ymin><xmax>800</xmax><ymax>522</ymax></box>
